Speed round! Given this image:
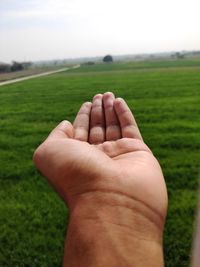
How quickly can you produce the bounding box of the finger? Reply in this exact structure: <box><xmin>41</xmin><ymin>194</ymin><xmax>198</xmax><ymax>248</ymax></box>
<box><xmin>89</xmin><ymin>94</ymin><xmax>105</xmax><ymax>144</ymax></box>
<box><xmin>114</xmin><ymin>98</ymin><xmax>143</xmax><ymax>140</ymax></box>
<box><xmin>103</xmin><ymin>92</ymin><xmax>121</xmax><ymax>141</ymax></box>
<box><xmin>73</xmin><ymin>102</ymin><xmax>92</xmax><ymax>141</ymax></box>
<box><xmin>47</xmin><ymin>120</ymin><xmax>73</xmax><ymax>140</ymax></box>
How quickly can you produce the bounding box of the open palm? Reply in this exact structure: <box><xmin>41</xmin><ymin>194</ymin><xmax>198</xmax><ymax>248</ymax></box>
<box><xmin>34</xmin><ymin>92</ymin><xmax>168</xmax><ymax>232</ymax></box>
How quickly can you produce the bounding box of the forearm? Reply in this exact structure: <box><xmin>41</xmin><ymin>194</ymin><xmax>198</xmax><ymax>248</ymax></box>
<box><xmin>63</xmin><ymin>191</ymin><xmax>165</xmax><ymax>267</ymax></box>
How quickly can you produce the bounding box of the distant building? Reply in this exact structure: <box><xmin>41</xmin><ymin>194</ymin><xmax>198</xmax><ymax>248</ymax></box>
<box><xmin>0</xmin><ymin>62</ymin><xmax>11</xmax><ymax>73</ymax></box>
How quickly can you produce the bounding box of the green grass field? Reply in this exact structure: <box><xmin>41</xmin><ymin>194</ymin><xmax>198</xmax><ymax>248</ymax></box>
<box><xmin>0</xmin><ymin>59</ymin><xmax>200</xmax><ymax>266</ymax></box>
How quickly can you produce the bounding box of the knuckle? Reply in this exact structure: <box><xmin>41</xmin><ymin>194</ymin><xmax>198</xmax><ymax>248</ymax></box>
<box><xmin>89</xmin><ymin>133</ymin><xmax>104</xmax><ymax>144</ymax></box>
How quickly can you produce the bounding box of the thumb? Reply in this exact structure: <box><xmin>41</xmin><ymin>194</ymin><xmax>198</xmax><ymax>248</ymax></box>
<box><xmin>47</xmin><ymin>120</ymin><xmax>74</xmax><ymax>140</ymax></box>
<box><xmin>33</xmin><ymin>120</ymin><xmax>73</xmax><ymax>180</ymax></box>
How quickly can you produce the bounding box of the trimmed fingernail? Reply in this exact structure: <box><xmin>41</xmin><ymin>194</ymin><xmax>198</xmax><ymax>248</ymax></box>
<box><xmin>60</xmin><ymin>120</ymin><xmax>69</xmax><ymax>127</ymax></box>
<box><xmin>115</xmin><ymin>97</ymin><xmax>123</xmax><ymax>102</ymax></box>
<box><xmin>93</xmin><ymin>94</ymin><xmax>103</xmax><ymax>100</ymax></box>
<box><xmin>83</xmin><ymin>102</ymin><xmax>92</xmax><ymax>107</ymax></box>
<box><xmin>104</xmin><ymin>91</ymin><xmax>114</xmax><ymax>96</ymax></box>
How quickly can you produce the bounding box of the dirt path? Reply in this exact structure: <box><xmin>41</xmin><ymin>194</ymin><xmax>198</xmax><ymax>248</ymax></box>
<box><xmin>0</xmin><ymin>65</ymin><xmax>80</xmax><ymax>86</ymax></box>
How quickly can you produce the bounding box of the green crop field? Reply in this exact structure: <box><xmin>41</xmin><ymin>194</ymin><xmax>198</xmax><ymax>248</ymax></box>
<box><xmin>0</xmin><ymin>59</ymin><xmax>200</xmax><ymax>266</ymax></box>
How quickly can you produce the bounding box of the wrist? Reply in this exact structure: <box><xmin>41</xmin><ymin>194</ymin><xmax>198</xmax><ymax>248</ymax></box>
<box><xmin>64</xmin><ymin>190</ymin><xmax>165</xmax><ymax>267</ymax></box>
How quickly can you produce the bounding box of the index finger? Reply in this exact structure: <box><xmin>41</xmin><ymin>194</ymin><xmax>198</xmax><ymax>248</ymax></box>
<box><xmin>73</xmin><ymin>102</ymin><xmax>92</xmax><ymax>141</ymax></box>
<box><xmin>47</xmin><ymin>120</ymin><xmax>74</xmax><ymax>140</ymax></box>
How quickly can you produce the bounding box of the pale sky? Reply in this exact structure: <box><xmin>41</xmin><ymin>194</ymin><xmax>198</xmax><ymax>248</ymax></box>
<box><xmin>1</xmin><ymin>0</ymin><xmax>200</xmax><ymax>63</ymax></box>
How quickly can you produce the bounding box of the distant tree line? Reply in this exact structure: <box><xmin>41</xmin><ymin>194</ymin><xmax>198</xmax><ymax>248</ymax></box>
<box><xmin>0</xmin><ymin>61</ymin><xmax>32</xmax><ymax>73</ymax></box>
<box><xmin>81</xmin><ymin>61</ymin><xmax>95</xmax><ymax>66</ymax></box>
<box><xmin>171</xmin><ymin>52</ymin><xmax>185</xmax><ymax>59</ymax></box>
<box><xmin>81</xmin><ymin>55</ymin><xmax>114</xmax><ymax>67</ymax></box>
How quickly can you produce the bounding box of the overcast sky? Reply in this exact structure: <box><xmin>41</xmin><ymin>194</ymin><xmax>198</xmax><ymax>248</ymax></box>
<box><xmin>1</xmin><ymin>0</ymin><xmax>200</xmax><ymax>63</ymax></box>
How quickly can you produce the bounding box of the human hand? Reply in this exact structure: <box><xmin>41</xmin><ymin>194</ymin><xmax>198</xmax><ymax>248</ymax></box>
<box><xmin>33</xmin><ymin>92</ymin><xmax>168</xmax><ymax>266</ymax></box>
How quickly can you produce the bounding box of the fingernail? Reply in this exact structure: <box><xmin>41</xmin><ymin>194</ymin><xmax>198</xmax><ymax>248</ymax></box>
<box><xmin>93</xmin><ymin>94</ymin><xmax>103</xmax><ymax>100</ymax></box>
<box><xmin>115</xmin><ymin>97</ymin><xmax>123</xmax><ymax>102</ymax></box>
<box><xmin>60</xmin><ymin>120</ymin><xmax>69</xmax><ymax>127</ymax></box>
<box><xmin>105</xmin><ymin>91</ymin><xmax>114</xmax><ymax>96</ymax></box>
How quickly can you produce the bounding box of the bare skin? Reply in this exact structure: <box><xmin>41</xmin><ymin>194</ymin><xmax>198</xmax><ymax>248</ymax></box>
<box><xmin>33</xmin><ymin>92</ymin><xmax>168</xmax><ymax>267</ymax></box>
